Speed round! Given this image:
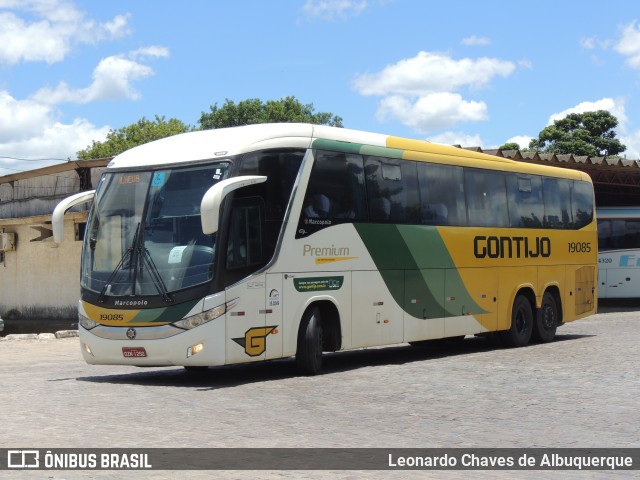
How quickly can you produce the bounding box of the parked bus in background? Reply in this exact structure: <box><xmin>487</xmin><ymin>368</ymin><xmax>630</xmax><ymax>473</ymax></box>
<box><xmin>597</xmin><ymin>207</ymin><xmax>640</xmax><ymax>298</ymax></box>
<box><xmin>52</xmin><ymin>124</ymin><xmax>597</xmax><ymax>375</ymax></box>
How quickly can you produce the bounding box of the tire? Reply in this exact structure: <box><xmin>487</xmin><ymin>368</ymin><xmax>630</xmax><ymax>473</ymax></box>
<box><xmin>533</xmin><ymin>292</ymin><xmax>558</xmax><ymax>343</ymax></box>
<box><xmin>296</xmin><ymin>307</ymin><xmax>323</xmax><ymax>375</ymax></box>
<box><xmin>499</xmin><ymin>294</ymin><xmax>533</xmax><ymax>348</ymax></box>
<box><xmin>409</xmin><ymin>336</ymin><xmax>465</xmax><ymax>347</ymax></box>
<box><xmin>183</xmin><ymin>366</ymin><xmax>208</xmax><ymax>374</ymax></box>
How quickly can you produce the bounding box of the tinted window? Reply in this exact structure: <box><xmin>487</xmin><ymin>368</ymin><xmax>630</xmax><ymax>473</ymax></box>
<box><xmin>571</xmin><ymin>180</ymin><xmax>594</xmax><ymax>229</ymax></box>
<box><xmin>237</xmin><ymin>149</ymin><xmax>304</xmax><ymax>220</ymax></box>
<box><xmin>364</xmin><ymin>156</ymin><xmax>420</xmax><ymax>223</ymax></box>
<box><xmin>598</xmin><ymin>219</ymin><xmax>640</xmax><ymax>251</ymax></box>
<box><xmin>297</xmin><ymin>150</ymin><xmax>366</xmax><ymax>237</ymax></box>
<box><xmin>507</xmin><ymin>175</ymin><xmax>543</xmax><ymax>228</ymax></box>
<box><xmin>464</xmin><ymin>169</ymin><xmax>508</xmax><ymax>227</ymax></box>
<box><xmin>417</xmin><ymin>162</ymin><xmax>467</xmax><ymax>226</ymax></box>
<box><xmin>543</xmin><ymin>178</ymin><xmax>572</xmax><ymax>229</ymax></box>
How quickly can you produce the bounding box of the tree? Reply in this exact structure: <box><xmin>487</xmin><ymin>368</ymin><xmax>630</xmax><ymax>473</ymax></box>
<box><xmin>528</xmin><ymin>110</ymin><xmax>625</xmax><ymax>157</ymax></box>
<box><xmin>499</xmin><ymin>142</ymin><xmax>521</xmax><ymax>151</ymax></box>
<box><xmin>77</xmin><ymin>115</ymin><xmax>191</xmax><ymax>159</ymax></box>
<box><xmin>198</xmin><ymin>96</ymin><xmax>343</xmax><ymax>130</ymax></box>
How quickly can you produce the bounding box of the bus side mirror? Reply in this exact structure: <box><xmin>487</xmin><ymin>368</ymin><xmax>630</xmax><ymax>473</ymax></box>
<box><xmin>201</xmin><ymin>176</ymin><xmax>267</xmax><ymax>235</ymax></box>
<box><xmin>52</xmin><ymin>190</ymin><xmax>96</xmax><ymax>243</ymax></box>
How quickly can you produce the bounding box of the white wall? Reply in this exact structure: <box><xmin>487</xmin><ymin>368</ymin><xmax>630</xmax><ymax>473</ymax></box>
<box><xmin>0</xmin><ymin>213</ymin><xmax>85</xmax><ymax>322</ymax></box>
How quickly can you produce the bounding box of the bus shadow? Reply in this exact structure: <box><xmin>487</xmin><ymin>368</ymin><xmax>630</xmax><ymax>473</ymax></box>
<box><xmin>75</xmin><ymin>333</ymin><xmax>593</xmax><ymax>390</ymax></box>
<box><xmin>598</xmin><ymin>298</ymin><xmax>640</xmax><ymax>313</ymax></box>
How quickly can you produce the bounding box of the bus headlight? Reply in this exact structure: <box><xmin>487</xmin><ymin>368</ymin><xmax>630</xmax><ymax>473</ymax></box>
<box><xmin>79</xmin><ymin>313</ymin><xmax>98</xmax><ymax>330</ymax></box>
<box><xmin>173</xmin><ymin>299</ymin><xmax>237</xmax><ymax>330</ymax></box>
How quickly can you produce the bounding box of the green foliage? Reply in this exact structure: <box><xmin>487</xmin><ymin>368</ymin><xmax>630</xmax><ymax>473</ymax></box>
<box><xmin>528</xmin><ymin>110</ymin><xmax>625</xmax><ymax>157</ymax></box>
<box><xmin>499</xmin><ymin>142</ymin><xmax>521</xmax><ymax>151</ymax></box>
<box><xmin>77</xmin><ymin>115</ymin><xmax>191</xmax><ymax>160</ymax></box>
<box><xmin>198</xmin><ymin>96</ymin><xmax>343</xmax><ymax>130</ymax></box>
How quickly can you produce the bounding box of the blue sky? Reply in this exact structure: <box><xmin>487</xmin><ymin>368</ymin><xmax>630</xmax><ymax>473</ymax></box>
<box><xmin>1</xmin><ymin>0</ymin><xmax>640</xmax><ymax>176</ymax></box>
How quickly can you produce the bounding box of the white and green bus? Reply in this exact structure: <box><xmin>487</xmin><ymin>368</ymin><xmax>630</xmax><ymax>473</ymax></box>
<box><xmin>597</xmin><ymin>207</ymin><xmax>640</xmax><ymax>298</ymax></box>
<box><xmin>53</xmin><ymin>123</ymin><xmax>597</xmax><ymax>374</ymax></box>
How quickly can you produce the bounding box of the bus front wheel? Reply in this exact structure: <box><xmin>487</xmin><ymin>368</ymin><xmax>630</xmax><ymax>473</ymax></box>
<box><xmin>296</xmin><ymin>306</ymin><xmax>323</xmax><ymax>375</ymax></box>
<box><xmin>533</xmin><ymin>292</ymin><xmax>558</xmax><ymax>343</ymax></box>
<box><xmin>500</xmin><ymin>294</ymin><xmax>533</xmax><ymax>348</ymax></box>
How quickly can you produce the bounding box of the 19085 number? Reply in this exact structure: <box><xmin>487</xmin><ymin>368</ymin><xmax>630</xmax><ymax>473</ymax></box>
<box><xmin>568</xmin><ymin>242</ymin><xmax>591</xmax><ymax>253</ymax></box>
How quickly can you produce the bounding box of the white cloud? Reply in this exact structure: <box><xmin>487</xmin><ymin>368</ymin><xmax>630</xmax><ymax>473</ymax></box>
<box><xmin>0</xmin><ymin>91</ymin><xmax>52</xmax><ymax>142</ymax></box>
<box><xmin>31</xmin><ymin>47</ymin><xmax>167</xmax><ymax>105</ymax></box>
<box><xmin>0</xmin><ymin>0</ymin><xmax>131</xmax><ymax>65</ymax></box>
<box><xmin>548</xmin><ymin>97</ymin><xmax>628</xmax><ymax>131</ymax></box>
<box><xmin>580</xmin><ymin>36</ymin><xmax>597</xmax><ymax>50</ymax></box>
<box><xmin>504</xmin><ymin>135</ymin><xmax>533</xmax><ymax>150</ymax></box>
<box><xmin>0</xmin><ymin>90</ymin><xmax>109</xmax><ymax>174</ymax></box>
<box><xmin>619</xmin><ymin>130</ymin><xmax>640</xmax><ymax>160</ymax></box>
<box><xmin>129</xmin><ymin>45</ymin><xmax>170</xmax><ymax>60</ymax></box>
<box><xmin>354</xmin><ymin>51</ymin><xmax>515</xmax><ymax>96</ymax></box>
<box><xmin>377</xmin><ymin>93</ymin><xmax>488</xmax><ymax>133</ymax></box>
<box><xmin>0</xmin><ymin>1</ymin><xmax>164</xmax><ymax>174</ymax></box>
<box><xmin>614</xmin><ymin>20</ymin><xmax>640</xmax><ymax>69</ymax></box>
<box><xmin>544</xmin><ymin>97</ymin><xmax>640</xmax><ymax>159</ymax></box>
<box><xmin>461</xmin><ymin>35</ymin><xmax>491</xmax><ymax>46</ymax></box>
<box><xmin>427</xmin><ymin>131</ymin><xmax>484</xmax><ymax>148</ymax></box>
<box><xmin>302</xmin><ymin>0</ymin><xmax>367</xmax><ymax>21</ymax></box>
<box><xmin>354</xmin><ymin>51</ymin><xmax>515</xmax><ymax>133</ymax></box>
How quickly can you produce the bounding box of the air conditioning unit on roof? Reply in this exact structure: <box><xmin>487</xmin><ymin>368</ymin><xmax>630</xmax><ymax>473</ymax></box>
<box><xmin>0</xmin><ymin>232</ymin><xmax>16</xmax><ymax>251</ymax></box>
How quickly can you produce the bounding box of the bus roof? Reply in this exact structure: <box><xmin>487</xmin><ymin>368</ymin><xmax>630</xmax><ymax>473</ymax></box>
<box><xmin>107</xmin><ymin>123</ymin><xmax>591</xmax><ymax>182</ymax></box>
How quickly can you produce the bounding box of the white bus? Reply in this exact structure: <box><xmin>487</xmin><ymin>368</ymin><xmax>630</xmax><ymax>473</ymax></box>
<box><xmin>53</xmin><ymin>123</ymin><xmax>597</xmax><ymax>374</ymax></box>
<box><xmin>597</xmin><ymin>207</ymin><xmax>640</xmax><ymax>298</ymax></box>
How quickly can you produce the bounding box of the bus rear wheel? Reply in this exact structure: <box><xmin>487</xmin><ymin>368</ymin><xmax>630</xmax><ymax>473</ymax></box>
<box><xmin>296</xmin><ymin>306</ymin><xmax>323</xmax><ymax>375</ymax></box>
<box><xmin>533</xmin><ymin>292</ymin><xmax>558</xmax><ymax>343</ymax></box>
<box><xmin>500</xmin><ymin>294</ymin><xmax>533</xmax><ymax>348</ymax></box>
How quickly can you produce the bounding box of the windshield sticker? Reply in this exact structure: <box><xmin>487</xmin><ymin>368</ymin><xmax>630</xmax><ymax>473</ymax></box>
<box><xmin>151</xmin><ymin>171</ymin><xmax>167</xmax><ymax>187</ymax></box>
<box><xmin>213</xmin><ymin>168</ymin><xmax>223</xmax><ymax>180</ymax></box>
<box><xmin>168</xmin><ymin>246</ymin><xmax>187</xmax><ymax>264</ymax></box>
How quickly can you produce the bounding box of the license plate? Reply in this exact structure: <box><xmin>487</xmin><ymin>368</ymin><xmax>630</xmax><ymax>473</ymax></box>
<box><xmin>122</xmin><ymin>347</ymin><xmax>147</xmax><ymax>358</ymax></box>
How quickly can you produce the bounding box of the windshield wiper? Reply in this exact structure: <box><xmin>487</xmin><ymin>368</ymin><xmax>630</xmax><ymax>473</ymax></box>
<box><xmin>98</xmin><ymin>222</ymin><xmax>140</xmax><ymax>303</ymax></box>
<box><xmin>98</xmin><ymin>222</ymin><xmax>173</xmax><ymax>304</ymax></box>
<box><xmin>135</xmin><ymin>222</ymin><xmax>173</xmax><ymax>303</ymax></box>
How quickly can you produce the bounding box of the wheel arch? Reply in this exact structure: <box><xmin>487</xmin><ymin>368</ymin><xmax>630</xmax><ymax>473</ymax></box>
<box><xmin>296</xmin><ymin>298</ymin><xmax>342</xmax><ymax>352</ymax></box>
<box><xmin>542</xmin><ymin>284</ymin><xmax>563</xmax><ymax>325</ymax></box>
<box><xmin>513</xmin><ymin>286</ymin><xmax>536</xmax><ymax>321</ymax></box>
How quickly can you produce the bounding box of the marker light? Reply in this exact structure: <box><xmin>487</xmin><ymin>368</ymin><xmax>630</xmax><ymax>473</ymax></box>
<box><xmin>83</xmin><ymin>342</ymin><xmax>94</xmax><ymax>357</ymax></box>
<box><xmin>187</xmin><ymin>343</ymin><xmax>204</xmax><ymax>358</ymax></box>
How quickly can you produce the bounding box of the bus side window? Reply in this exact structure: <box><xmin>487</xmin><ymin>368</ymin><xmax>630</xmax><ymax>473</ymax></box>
<box><xmin>226</xmin><ymin>199</ymin><xmax>263</xmax><ymax>270</ymax></box>
<box><xmin>464</xmin><ymin>169</ymin><xmax>508</xmax><ymax>227</ymax></box>
<box><xmin>543</xmin><ymin>178</ymin><xmax>572</xmax><ymax>229</ymax></box>
<box><xmin>597</xmin><ymin>219</ymin><xmax>611</xmax><ymax>250</ymax></box>
<box><xmin>364</xmin><ymin>156</ymin><xmax>420</xmax><ymax>224</ymax></box>
<box><xmin>296</xmin><ymin>151</ymin><xmax>366</xmax><ymax>238</ymax></box>
<box><xmin>571</xmin><ymin>180</ymin><xmax>594</xmax><ymax>229</ymax></box>
<box><xmin>417</xmin><ymin>162</ymin><xmax>467</xmax><ymax>226</ymax></box>
<box><xmin>506</xmin><ymin>175</ymin><xmax>543</xmax><ymax>228</ymax></box>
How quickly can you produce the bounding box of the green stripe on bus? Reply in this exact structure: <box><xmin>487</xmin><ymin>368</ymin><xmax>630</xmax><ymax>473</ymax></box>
<box><xmin>311</xmin><ymin>138</ymin><xmax>363</xmax><ymax>154</ymax></box>
<box><xmin>130</xmin><ymin>299</ymin><xmax>201</xmax><ymax>324</ymax></box>
<box><xmin>354</xmin><ymin>224</ymin><xmax>486</xmax><ymax>318</ymax></box>
<box><xmin>311</xmin><ymin>139</ymin><xmax>404</xmax><ymax>159</ymax></box>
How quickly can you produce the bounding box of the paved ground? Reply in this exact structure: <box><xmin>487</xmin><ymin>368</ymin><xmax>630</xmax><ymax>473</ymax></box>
<box><xmin>0</xmin><ymin>306</ymin><xmax>638</xmax><ymax>479</ymax></box>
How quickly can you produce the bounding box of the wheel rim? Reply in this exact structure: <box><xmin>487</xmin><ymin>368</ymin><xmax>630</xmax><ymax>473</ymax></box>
<box><xmin>541</xmin><ymin>303</ymin><xmax>556</xmax><ymax>331</ymax></box>
<box><xmin>515</xmin><ymin>305</ymin><xmax>529</xmax><ymax>336</ymax></box>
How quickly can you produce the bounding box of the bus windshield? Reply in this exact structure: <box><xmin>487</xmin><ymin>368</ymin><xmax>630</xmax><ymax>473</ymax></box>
<box><xmin>81</xmin><ymin>162</ymin><xmax>230</xmax><ymax>299</ymax></box>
